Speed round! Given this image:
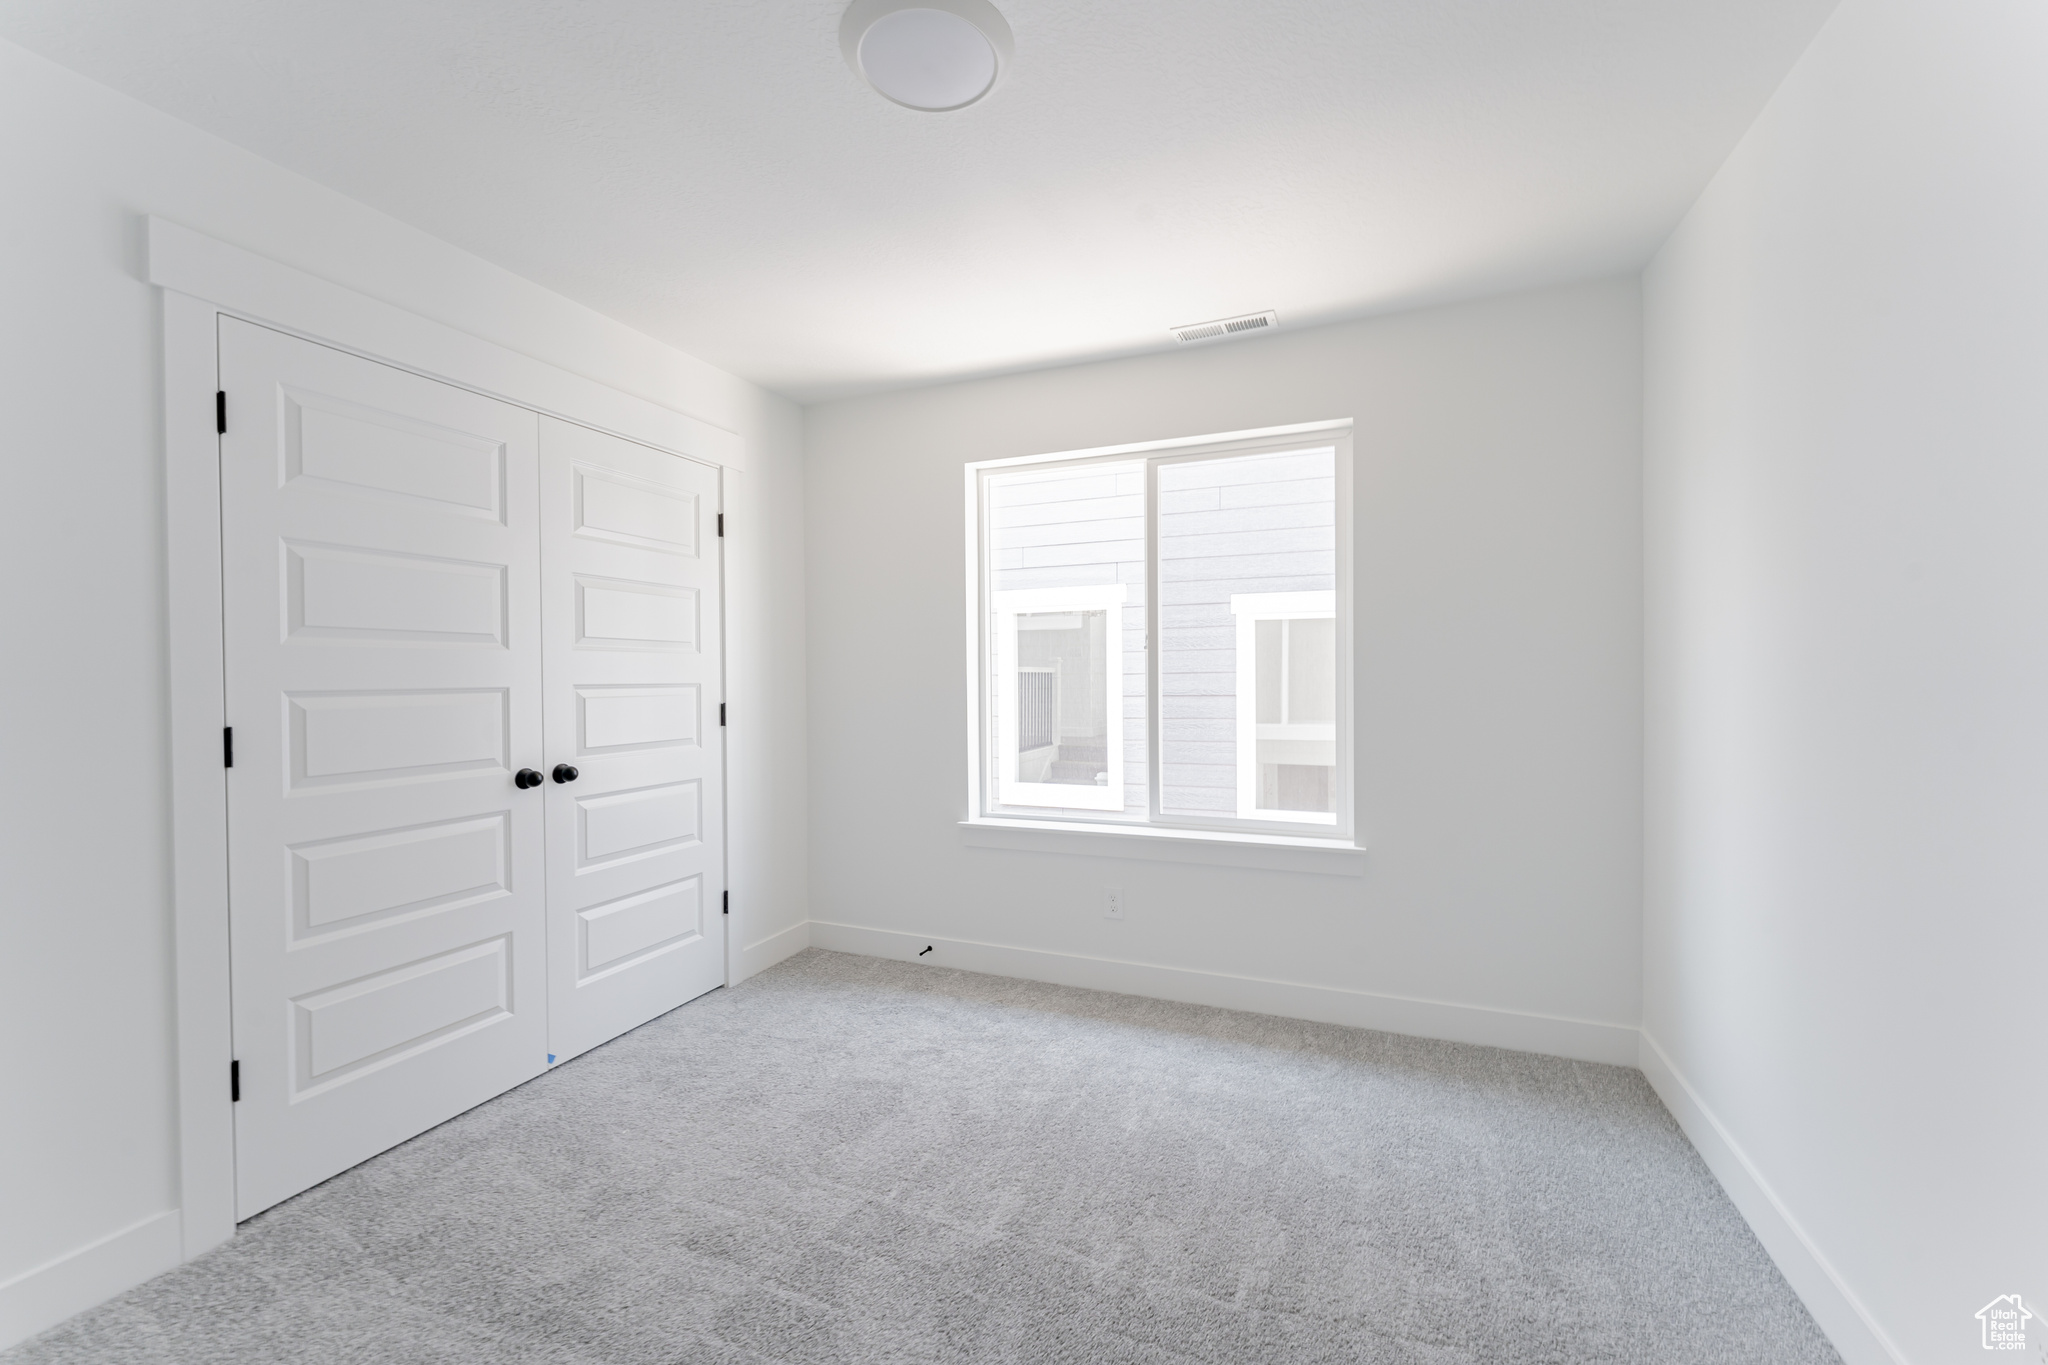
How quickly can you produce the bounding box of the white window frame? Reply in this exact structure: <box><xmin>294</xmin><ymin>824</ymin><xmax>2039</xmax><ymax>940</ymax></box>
<box><xmin>992</xmin><ymin>584</ymin><xmax>1128</xmax><ymax>812</ymax></box>
<box><xmin>1229</xmin><ymin>591</ymin><xmax>1338</xmax><ymax>824</ymax></box>
<box><xmin>966</xmin><ymin>420</ymin><xmax>1354</xmax><ymax>846</ymax></box>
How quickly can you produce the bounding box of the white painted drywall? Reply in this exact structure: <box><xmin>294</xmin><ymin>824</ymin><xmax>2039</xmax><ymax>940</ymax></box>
<box><xmin>0</xmin><ymin>35</ymin><xmax>805</xmax><ymax>1346</ymax></box>
<box><xmin>804</xmin><ymin>280</ymin><xmax>1642</xmax><ymax>1052</ymax></box>
<box><xmin>1643</xmin><ymin>1</ymin><xmax>2048</xmax><ymax>1360</ymax></box>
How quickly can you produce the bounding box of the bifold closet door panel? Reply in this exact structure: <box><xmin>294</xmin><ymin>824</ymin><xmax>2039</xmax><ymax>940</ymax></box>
<box><xmin>218</xmin><ymin>318</ymin><xmax>549</xmax><ymax>1219</ymax></box>
<box><xmin>538</xmin><ymin>416</ymin><xmax>725</xmax><ymax>1064</ymax></box>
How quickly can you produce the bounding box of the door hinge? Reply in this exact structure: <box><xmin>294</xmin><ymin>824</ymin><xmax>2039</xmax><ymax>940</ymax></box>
<box><xmin>216</xmin><ymin>391</ymin><xmax>226</xmax><ymax>435</ymax></box>
<box><xmin>722</xmin><ymin>890</ymin><xmax>729</xmax><ymax>916</ymax></box>
<box><xmin>717</xmin><ymin>512</ymin><xmax>724</xmax><ymax>537</ymax></box>
<box><xmin>223</xmin><ymin>726</ymin><xmax>234</xmax><ymax>768</ymax></box>
<box><xmin>230</xmin><ymin>1059</ymin><xmax>240</xmax><ymax>1102</ymax></box>
<box><xmin>719</xmin><ymin>703</ymin><xmax>726</xmax><ymax>727</ymax></box>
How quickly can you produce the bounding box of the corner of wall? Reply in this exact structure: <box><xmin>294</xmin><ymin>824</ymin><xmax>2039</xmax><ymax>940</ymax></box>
<box><xmin>732</xmin><ymin>921</ymin><xmax>812</xmax><ymax>985</ymax></box>
<box><xmin>1637</xmin><ymin>1032</ymin><xmax>1908</xmax><ymax>1365</ymax></box>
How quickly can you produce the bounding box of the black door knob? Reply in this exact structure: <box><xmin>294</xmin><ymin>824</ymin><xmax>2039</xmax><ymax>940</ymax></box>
<box><xmin>552</xmin><ymin>764</ymin><xmax>580</xmax><ymax>784</ymax></box>
<box><xmin>514</xmin><ymin>768</ymin><xmax>543</xmax><ymax>789</ymax></box>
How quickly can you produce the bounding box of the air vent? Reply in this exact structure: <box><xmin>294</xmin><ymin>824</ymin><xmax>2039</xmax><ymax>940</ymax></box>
<box><xmin>1170</xmin><ymin>311</ymin><xmax>1278</xmax><ymax>345</ymax></box>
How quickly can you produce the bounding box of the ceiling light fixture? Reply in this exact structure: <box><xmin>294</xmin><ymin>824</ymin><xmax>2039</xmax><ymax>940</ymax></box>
<box><xmin>840</xmin><ymin>0</ymin><xmax>1013</xmax><ymax>112</ymax></box>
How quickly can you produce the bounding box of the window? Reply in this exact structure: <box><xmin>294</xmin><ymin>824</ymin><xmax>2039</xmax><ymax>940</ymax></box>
<box><xmin>992</xmin><ymin>584</ymin><xmax>1126</xmax><ymax>810</ymax></box>
<box><xmin>970</xmin><ymin>423</ymin><xmax>1351</xmax><ymax>841</ymax></box>
<box><xmin>1231</xmin><ymin>591</ymin><xmax>1337</xmax><ymax>823</ymax></box>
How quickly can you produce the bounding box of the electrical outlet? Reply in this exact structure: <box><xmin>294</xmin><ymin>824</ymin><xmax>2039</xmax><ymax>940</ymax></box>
<box><xmin>1103</xmin><ymin>886</ymin><xmax>1125</xmax><ymax>920</ymax></box>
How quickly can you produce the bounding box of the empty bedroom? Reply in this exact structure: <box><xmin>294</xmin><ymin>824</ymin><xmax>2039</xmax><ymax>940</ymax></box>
<box><xmin>0</xmin><ymin>1</ymin><xmax>2040</xmax><ymax>1362</ymax></box>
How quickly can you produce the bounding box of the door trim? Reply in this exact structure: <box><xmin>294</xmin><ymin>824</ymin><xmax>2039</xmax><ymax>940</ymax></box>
<box><xmin>159</xmin><ymin>221</ymin><xmax>740</xmax><ymax>1267</ymax></box>
<box><xmin>148</xmin><ymin>218</ymin><xmax>744</xmax><ymax>470</ymax></box>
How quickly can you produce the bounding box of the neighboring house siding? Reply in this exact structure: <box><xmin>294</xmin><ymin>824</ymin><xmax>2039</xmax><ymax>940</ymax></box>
<box><xmin>986</xmin><ymin>446</ymin><xmax>1335</xmax><ymax>816</ymax></box>
<box><xmin>989</xmin><ymin>464</ymin><xmax>1148</xmax><ymax>815</ymax></box>
<box><xmin>1158</xmin><ymin>449</ymin><xmax>1335</xmax><ymax>813</ymax></box>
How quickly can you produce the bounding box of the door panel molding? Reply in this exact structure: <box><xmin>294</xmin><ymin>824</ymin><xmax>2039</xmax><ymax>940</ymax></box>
<box><xmin>220</xmin><ymin>318</ymin><xmax>550</xmax><ymax>1219</ymax></box>
<box><xmin>540</xmin><ymin>415</ymin><xmax>725</xmax><ymax>1065</ymax></box>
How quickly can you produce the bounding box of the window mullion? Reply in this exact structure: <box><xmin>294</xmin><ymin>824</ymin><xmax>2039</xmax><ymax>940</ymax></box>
<box><xmin>1145</xmin><ymin>455</ymin><xmax>1163</xmax><ymax>824</ymax></box>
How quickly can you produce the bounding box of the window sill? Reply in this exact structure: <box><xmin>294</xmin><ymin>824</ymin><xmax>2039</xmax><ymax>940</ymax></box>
<box><xmin>958</xmin><ymin>818</ymin><xmax>1367</xmax><ymax>877</ymax></box>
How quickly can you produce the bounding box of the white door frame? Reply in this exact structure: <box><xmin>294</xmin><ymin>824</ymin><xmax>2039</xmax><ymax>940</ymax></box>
<box><xmin>153</xmin><ymin>217</ymin><xmax>743</xmax><ymax>1265</ymax></box>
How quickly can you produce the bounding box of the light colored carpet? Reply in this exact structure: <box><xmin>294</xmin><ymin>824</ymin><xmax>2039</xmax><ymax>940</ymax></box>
<box><xmin>6</xmin><ymin>949</ymin><xmax>1840</xmax><ymax>1364</ymax></box>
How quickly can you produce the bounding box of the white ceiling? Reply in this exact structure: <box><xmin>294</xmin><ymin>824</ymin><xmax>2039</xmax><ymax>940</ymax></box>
<box><xmin>2</xmin><ymin>0</ymin><xmax>1835</xmax><ymax>401</ymax></box>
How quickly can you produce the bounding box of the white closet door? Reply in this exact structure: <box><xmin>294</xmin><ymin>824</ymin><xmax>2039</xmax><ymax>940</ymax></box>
<box><xmin>220</xmin><ymin>318</ymin><xmax>548</xmax><ymax>1218</ymax></box>
<box><xmin>539</xmin><ymin>416</ymin><xmax>725</xmax><ymax>1063</ymax></box>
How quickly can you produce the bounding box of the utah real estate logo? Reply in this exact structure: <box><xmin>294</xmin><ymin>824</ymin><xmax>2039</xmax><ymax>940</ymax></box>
<box><xmin>1977</xmin><ymin>1295</ymin><xmax>2032</xmax><ymax>1351</ymax></box>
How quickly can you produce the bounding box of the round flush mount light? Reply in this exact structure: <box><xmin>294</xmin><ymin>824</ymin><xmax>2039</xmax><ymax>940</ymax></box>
<box><xmin>840</xmin><ymin>0</ymin><xmax>1014</xmax><ymax>112</ymax></box>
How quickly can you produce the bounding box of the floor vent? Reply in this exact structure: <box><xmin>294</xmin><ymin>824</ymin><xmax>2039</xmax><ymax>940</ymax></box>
<box><xmin>1170</xmin><ymin>310</ymin><xmax>1278</xmax><ymax>344</ymax></box>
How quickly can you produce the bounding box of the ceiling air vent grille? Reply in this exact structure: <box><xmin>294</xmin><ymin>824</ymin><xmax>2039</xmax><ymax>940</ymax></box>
<box><xmin>1171</xmin><ymin>311</ymin><xmax>1278</xmax><ymax>345</ymax></box>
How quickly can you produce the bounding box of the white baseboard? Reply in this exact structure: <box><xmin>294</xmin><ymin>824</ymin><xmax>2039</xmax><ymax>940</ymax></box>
<box><xmin>807</xmin><ymin>921</ymin><xmax>1639</xmax><ymax>1065</ymax></box>
<box><xmin>1637</xmin><ymin>1031</ymin><xmax>1909</xmax><ymax>1365</ymax></box>
<box><xmin>732</xmin><ymin>918</ymin><xmax>811</xmax><ymax>985</ymax></box>
<box><xmin>0</xmin><ymin>1208</ymin><xmax>182</xmax><ymax>1351</ymax></box>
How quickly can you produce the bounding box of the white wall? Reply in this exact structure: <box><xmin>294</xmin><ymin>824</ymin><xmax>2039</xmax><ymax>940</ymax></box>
<box><xmin>0</xmin><ymin>36</ymin><xmax>805</xmax><ymax>1347</ymax></box>
<box><xmin>724</xmin><ymin>406</ymin><xmax>812</xmax><ymax>984</ymax></box>
<box><xmin>1642</xmin><ymin>2</ymin><xmax>2048</xmax><ymax>1361</ymax></box>
<box><xmin>804</xmin><ymin>279</ymin><xmax>1643</xmax><ymax>1059</ymax></box>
